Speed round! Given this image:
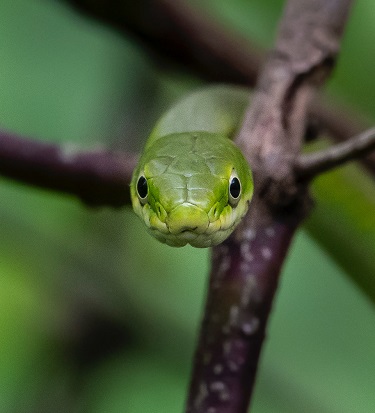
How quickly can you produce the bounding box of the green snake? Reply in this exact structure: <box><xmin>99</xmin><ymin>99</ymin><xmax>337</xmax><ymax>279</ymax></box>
<box><xmin>130</xmin><ymin>86</ymin><xmax>253</xmax><ymax>247</ymax></box>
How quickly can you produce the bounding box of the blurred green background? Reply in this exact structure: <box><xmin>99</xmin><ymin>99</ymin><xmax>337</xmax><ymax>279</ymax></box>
<box><xmin>0</xmin><ymin>1</ymin><xmax>374</xmax><ymax>412</ymax></box>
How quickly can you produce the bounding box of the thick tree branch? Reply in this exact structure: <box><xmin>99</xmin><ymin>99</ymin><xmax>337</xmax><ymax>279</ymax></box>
<box><xmin>296</xmin><ymin>127</ymin><xmax>375</xmax><ymax>178</ymax></box>
<box><xmin>0</xmin><ymin>130</ymin><xmax>137</xmax><ymax>207</ymax></box>
<box><xmin>186</xmin><ymin>1</ymin><xmax>353</xmax><ymax>412</ymax></box>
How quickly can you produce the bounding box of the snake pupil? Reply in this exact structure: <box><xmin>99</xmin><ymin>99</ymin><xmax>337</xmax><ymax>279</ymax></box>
<box><xmin>137</xmin><ymin>176</ymin><xmax>148</xmax><ymax>199</ymax></box>
<box><xmin>229</xmin><ymin>177</ymin><xmax>241</xmax><ymax>199</ymax></box>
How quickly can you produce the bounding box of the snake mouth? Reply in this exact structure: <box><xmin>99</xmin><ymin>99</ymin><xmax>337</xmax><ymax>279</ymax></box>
<box><xmin>180</xmin><ymin>227</ymin><xmax>198</xmax><ymax>233</ymax></box>
<box><xmin>177</xmin><ymin>229</ymin><xmax>200</xmax><ymax>242</ymax></box>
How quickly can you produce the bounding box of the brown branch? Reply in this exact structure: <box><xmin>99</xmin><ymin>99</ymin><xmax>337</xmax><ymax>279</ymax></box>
<box><xmin>0</xmin><ymin>130</ymin><xmax>137</xmax><ymax>207</ymax></box>
<box><xmin>296</xmin><ymin>126</ymin><xmax>375</xmax><ymax>178</ymax></box>
<box><xmin>63</xmin><ymin>0</ymin><xmax>264</xmax><ymax>86</ymax></box>
<box><xmin>185</xmin><ymin>1</ymin><xmax>353</xmax><ymax>412</ymax></box>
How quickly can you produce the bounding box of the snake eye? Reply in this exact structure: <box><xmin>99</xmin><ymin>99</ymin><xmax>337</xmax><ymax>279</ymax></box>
<box><xmin>229</xmin><ymin>174</ymin><xmax>241</xmax><ymax>206</ymax></box>
<box><xmin>137</xmin><ymin>175</ymin><xmax>148</xmax><ymax>203</ymax></box>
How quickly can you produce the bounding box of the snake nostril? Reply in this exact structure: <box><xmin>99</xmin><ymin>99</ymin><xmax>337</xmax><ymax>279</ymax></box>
<box><xmin>208</xmin><ymin>202</ymin><xmax>221</xmax><ymax>222</ymax></box>
<box><xmin>155</xmin><ymin>202</ymin><xmax>167</xmax><ymax>221</ymax></box>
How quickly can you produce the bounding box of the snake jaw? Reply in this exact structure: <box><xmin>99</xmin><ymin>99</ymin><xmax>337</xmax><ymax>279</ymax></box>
<box><xmin>138</xmin><ymin>199</ymin><xmax>249</xmax><ymax>248</ymax></box>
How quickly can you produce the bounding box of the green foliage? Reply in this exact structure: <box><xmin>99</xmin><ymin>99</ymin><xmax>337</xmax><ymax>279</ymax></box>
<box><xmin>307</xmin><ymin>159</ymin><xmax>375</xmax><ymax>303</ymax></box>
<box><xmin>0</xmin><ymin>1</ymin><xmax>374</xmax><ymax>413</ymax></box>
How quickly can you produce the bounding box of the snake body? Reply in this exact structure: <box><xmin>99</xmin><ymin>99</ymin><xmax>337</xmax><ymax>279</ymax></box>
<box><xmin>130</xmin><ymin>86</ymin><xmax>253</xmax><ymax>247</ymax></box>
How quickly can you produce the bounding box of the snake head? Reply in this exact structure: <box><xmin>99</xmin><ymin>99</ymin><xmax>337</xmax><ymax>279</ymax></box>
<box><xmin>130</xmin><ymin>132</ymin><xmax>253</xmax><ymax>247</ymax></box>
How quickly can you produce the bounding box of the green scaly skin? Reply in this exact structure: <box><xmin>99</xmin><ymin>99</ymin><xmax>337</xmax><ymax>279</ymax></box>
<box><xmin>130</xmin><ymin>86</ymin><xmax>254</xmax><ymax>247</ymax></box>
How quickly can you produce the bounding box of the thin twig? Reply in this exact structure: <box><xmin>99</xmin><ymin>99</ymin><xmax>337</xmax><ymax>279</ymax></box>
<box><xmin>309</xmin><ymin>99</ymin><xmax>375</xmax><ymax>174</ymax></box>
<box><xmin>296</xmin><ymin>127</ymin><xmax>375</xmax><ymax>178</ymax></box>
<box><xmin>0</xmin><ymin>130</ymin><xmax>137</xmax><ymax>207</ymax></box>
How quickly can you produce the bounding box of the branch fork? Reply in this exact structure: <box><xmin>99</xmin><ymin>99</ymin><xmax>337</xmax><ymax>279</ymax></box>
<box><xmin>296</xmin><ymin>127</ymin><xmax>375</xmax><ymax>179</ymax></box>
